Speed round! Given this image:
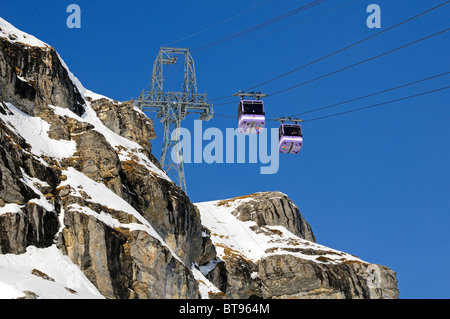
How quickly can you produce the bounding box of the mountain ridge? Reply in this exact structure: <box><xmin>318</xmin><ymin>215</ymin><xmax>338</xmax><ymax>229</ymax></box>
<box><xmin>0</xmin><ymin>17</ymin><xmax>398</xmax><ymax>299</ymax></box>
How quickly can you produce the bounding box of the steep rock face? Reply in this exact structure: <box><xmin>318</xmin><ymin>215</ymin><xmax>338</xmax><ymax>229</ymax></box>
<box><xmin>196</xmin><ymin>195</ymin><xmax>399</xmax><ymax>299</ymax></box>
<box><xmin>0</xmin><ymin>17</ymin><xmax>210</xmax><ymax>298</ymax></box>
<box><xmin>58</xmin><ymin>200</ymin><xmax>199</xmax><ymax>299</ymax></box>
<box><xmin>257</xmin><ymin>256</ymin><xmax>398</xmax><ymax>299</ymax></box>
<box><xmin>220</xmin><ymin>192</ymin><xmax>316</xmax><ymax>242</ymax></box>
<box><xmin>0</xmin><ymin>203</ymin><xmax>58</xmax><ymax>254</ymax></box>
<box><xmin>0</xmin><ymin>107</ymin><xmax>38</xmax><ymax>206</ymax></box>
<box><xmin>0</xmin><ymin>30</ymin><xmax>84</xmax><ymax>117</ymax></box>
<box><xmin>89</xmin><ymin>98</ymin><xmax>157</xmax><ymax>164</ymax></box>
<box><xmin>116</xmin><ymin>152</ymin><xmax>206</xmax><ymax>266</ymax></box>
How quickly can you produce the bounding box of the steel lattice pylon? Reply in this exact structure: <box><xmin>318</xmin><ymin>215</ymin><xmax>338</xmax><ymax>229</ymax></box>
<box><xmin>135</xmin><ymin>47</ymin><xmax>213</xmax><ymax>193</ymax></box>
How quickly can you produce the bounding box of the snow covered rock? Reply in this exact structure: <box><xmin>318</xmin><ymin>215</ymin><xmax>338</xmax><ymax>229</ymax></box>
<box><xmin>0</xmin><ymin>245</ymin><xmax>104</xmax><ymax>299</ymax></box>
<box><xmin>0</xmin><ymin>16</ymin><xmax>209</xmax><ymax>298</ymax></box>
<box><xmin>0</xmin><ymin>20</ymin><xmax>84</xmax><ymax>117</ymax></box>
<box><xmin>216</xmin><ymin>191</ymin><xmax>316</xmax><ymax>242</ymax></box>
<box><xmin>196</xmin><ymin>193</ymin><xmax>399</xmax><ymax>299</ymax></box>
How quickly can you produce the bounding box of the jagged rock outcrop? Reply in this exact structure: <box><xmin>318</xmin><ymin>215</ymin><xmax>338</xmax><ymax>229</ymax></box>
<box><xmin>0</xmin><ymin>28</ymin><xmax>84</xmax><ymax>117</ymax></box>
<box><xmin>221</xmin><ymin>192</ymin><xmax>316</xmax><ymax>242</ymax></box>
<box><xmin>196</xmin><ymin>194</ymin><xmax>399</xmax><ymax>299</ymax></box>
<box><xmin>89</xmin><ymin>98</ymin><xmax>157</xmax><ymax>164</ymax></box>
<box><xmin>0</xmin><ymin>17</ymin><xmax>399</xmax><ymax>299</ymax></box>
<box><xmin>257</xmin><ymin>256</ymin><xmax>398</xmax><ymax>299</ymax></box>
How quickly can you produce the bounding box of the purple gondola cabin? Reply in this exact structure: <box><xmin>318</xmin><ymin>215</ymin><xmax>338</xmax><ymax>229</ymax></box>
<box><xmin>279</xmin><ymin>123</ymin><xmax>303</xmax><ymax>154</ymax></box>
<box><xmin>237</xmin><ymin>99</ymin><xmax>265</xmax><ymax>134</ymax></box>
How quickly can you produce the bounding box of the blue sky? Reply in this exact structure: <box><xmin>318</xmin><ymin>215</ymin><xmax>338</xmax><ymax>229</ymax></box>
<box><xmin>1</xmin><ymin>0</ymin><xmax>449</xmax><ymax>298</ymax></box>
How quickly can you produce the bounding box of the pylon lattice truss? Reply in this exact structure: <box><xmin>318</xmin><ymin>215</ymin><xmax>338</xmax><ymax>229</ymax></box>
<box><xmin>135</xmin><ymin>47</ymin><xmax>213</xmax><ymax>194</ymax></box>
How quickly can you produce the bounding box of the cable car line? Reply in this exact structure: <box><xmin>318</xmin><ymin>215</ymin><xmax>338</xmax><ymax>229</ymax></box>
<box><xmin>214</xmin><ymin>85</ymin><xmax>450</xmax><ymax>124</ymax></box>
<box><xmin>191</xmin><ymin>0</ymin><xmax>328</xmax><ymax>53</ymax></box>
<box><xmin>266</xmin><ymin>27</ymin><xmax>450</xmax><ymax>97</ymax></box>
<box><xmin>191</xmin><ymin>4</ymin><xmax>449</xmax><ymax>155</ymax></box>
<box><xmin>207</xmin><ymin>1</ymin><xmax>449</xmax><ymax>103</ymax></box>
<box><xmin>164</xmin><ymin>0</ymin><xmax>270</xmax><ymax>47</ymax></box>
<box><xmin>279</xmin><ymin>85</ymin><xmax>450</xmax><ymax>154</ymax></box>
<box><xmin>194</xmin><ymin>0</ymin><xmax>360</xmax><ymax>59</ymax></box>
<box><xmin>285</xmin><ymin>71</ymin><xmax>450</xmax><ymax>118</ymax></box>
<box><xmin>212</xmin><ymin>100</ymin><xmax>236</xmax><ymax>107</ymax></box>
<box><xmin>210</xmin><ymin>26</ymin><xmax>449</xmax><ymax>109</ymax></box>
<box><xmin>274</xmin><ymin>85</ymin><xmax>449</xmax><ymax>154</ymax></box>
<box><xmin>213</xmin><ymin>71</ymin><xmax>450</xmax><ymax>120</ymax></box>
<box><xmin>246</xmin><ymin>0</ymin><xmax>450</xmax><ymax>91</ymax></box>
<box><xmin>213</xmin><ymin>87</ymin><xmax>450</xmax><ymax>157</ymax></box>
<box><xmin>217</xmin><ymin>87</ymin><xmax>450</xmax><ymax>154</ymax></box>
<box><xmin>302</xmin><ymin>85</ymin><xmax>450</xmax><ymax>122</ymax></box>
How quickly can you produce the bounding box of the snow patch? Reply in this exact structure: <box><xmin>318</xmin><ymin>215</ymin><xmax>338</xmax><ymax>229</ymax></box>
<box><xmin>0</xmin><ymin>103</ymin><xmax>77</xmax><ymax>160</ymax></box>
<box><xmin>196</xmin><ymin>199</ymin><xmax>365</xmax><ymax>265</ymax></box>
<box><xmin>0</xmin><ymin>203</ymin><xmax>23</xmax><ymax>216</ymax></box>
<box><xmin>0</xmin><ymin>17</ymin><xmax>49</xmax><ymax>48</ymax></box>
<box><xmin>0</xmin><ymin>245</ymin><xmax>104</xmax><ymax>299</ymax></box>
<box><xmin>20</xmin><ymin>168</ymin><xmax>54</xmax><ymax>211</ymax></box>
<box><xmin>191</xmin><ymin>264</ymin><xmax>222</xmax><ymax>299</ymax></box>
<box><xmin>49</xmin><ymin>103</ymin><xmax>171</xmax><ymax>182</ymax></box>
<box><xmin>250</xmin><ymin>271</ymin><xmax>259</xmax><ymax>280</ymax></box>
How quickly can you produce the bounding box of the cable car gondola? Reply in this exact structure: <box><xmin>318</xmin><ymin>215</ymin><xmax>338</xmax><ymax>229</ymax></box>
<box><xmin>234</xmin><ymin>91</ymin><xmax>267</xmax><ymax>134</ymax></box>
<box><xmin>278</xmin><ymin>118</ymin><xmax>303</xmax><ymax>154</ymax></box>
<box><xmin>238</xmin><ymin>99</ymin><xmax>265</xmax><ymax>134</ymax></box>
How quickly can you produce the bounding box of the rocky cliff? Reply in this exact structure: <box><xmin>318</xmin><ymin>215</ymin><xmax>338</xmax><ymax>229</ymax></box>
<box><xmin>197</xmin><ymin>193</ymin><xmax>398</xmax><ymax>299</ymax></box>
<box><xmin>0</xmin><ymin>17</ymin><xmax>398</xmax><ymax>299</ymax></box>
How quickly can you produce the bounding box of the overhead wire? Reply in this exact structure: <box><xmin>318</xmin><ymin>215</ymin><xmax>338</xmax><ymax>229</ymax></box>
<box><xmin>193</xmin><ymin>0</ymin><xmax>358</xmax><ymax>58</ymax></box>
<box><xmin>284</xmin><ymin>71</ymin><xmax>450</xmax><ymax>118</ymax></box>
<box><xmin>207</xmin><ymin>1</ymin><xmax>449</xmax><ymax>103</ymax></box>
<box><xmin>164</xmin><ymin>0</ymin><xmax>270</xmax><ymax>47</ymax></box>
<box><xmin>214</xmin><ymin>85</ymin><xmax>450</xmax><ymax>123</ymax></box>
<box><xmin>191</xmin><ymin>0</ymin><xmax>329</xmax><ymax>53</ymax></box>
<box><xmin>205</xmin><ymin>0</ymin><xmax>331</xmax><ymax>102</ymax></box>
<box><xmin>246</xmin><ymin>0</ymin><xmax>450</xmax><ymax>91</ymax></box>
<box><xmin>266</xmin><ymin>27</ymin><xmax>450</xmax><ymax>97</ymax></box>
<box><xmin>212</xmin><ymin>27</ymin><xmax>450</xmax><ymax>118</ymax></box>
<box><xmin>302</xmin><ymin>86</ymin><xmax>450</xmax><ymax>122</ymax></box>
<box><xmin>169</xmin><ymin>2</ymin><xmax>449</xmax><ymax>125</ymax></box>
<box><xmin>207</xmin><ymin>0</ymin><xmax>349</xmax><ymax>102</ymax></box>
<box><xmin>213</xmin><ymin>71</ymin><xmax>450</xmax><ymax>120</ymax></box>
